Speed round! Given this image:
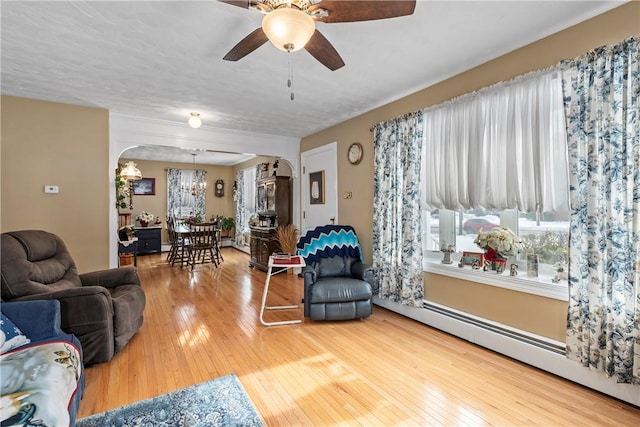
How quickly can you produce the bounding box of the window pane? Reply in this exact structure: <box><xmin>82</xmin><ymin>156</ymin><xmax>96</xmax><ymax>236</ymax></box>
<box><xmin>179</xmin><ymin>170</ymin><xmax>196</xmax><ymax>218</ymax></box>
<box><xmin>518</xmin><ymin>212</ymin><xmax>569</xmax><ymax>265</ymax></box>
<box><xmin>423</xmin><ymin>208</ymin><xmax>569</xmax><ymax>266</ymax></box>
<box><xmin>422</xmin><ymin>210</ymin><xmax>440</xmax><ymax>252</ymax></box>
<box><xmin>457</xmin><ymin>209</ymin><xmax>501</xmax><ymax>252</ymax></box>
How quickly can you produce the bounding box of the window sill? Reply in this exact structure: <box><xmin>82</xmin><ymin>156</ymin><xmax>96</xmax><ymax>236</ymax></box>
<box><xmin>423</xmin><ymin>259</ymin><xmax>568</xmax><ymax>301</ymax></box>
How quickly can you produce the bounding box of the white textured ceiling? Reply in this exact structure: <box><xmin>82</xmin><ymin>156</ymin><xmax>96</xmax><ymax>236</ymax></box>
<box><xmin>120</xmin><ymin>145</ymin><xmax>256</xmax><ymax>166</ymax></box>
<box><xmin>1</xmin><ymin>0</ymin><xmax>626</xmax><ymax>164</ymax></box>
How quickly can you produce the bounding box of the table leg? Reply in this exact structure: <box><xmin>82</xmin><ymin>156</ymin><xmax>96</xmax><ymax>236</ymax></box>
<box><xmin>259</xmin><ymin>266</ymin><xmax>301</xmax><ymax>326</ymax></box>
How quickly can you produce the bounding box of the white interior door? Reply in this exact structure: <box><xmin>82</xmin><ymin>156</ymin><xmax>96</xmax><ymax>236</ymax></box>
<box><xmin>301</xmin><ymin>142</ymin><xmax>338</xmax><ymax>233</ymax></box>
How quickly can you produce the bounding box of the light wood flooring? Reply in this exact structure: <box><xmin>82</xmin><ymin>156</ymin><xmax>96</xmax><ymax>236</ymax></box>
<box><xmin>77</xmin><ymin>249</ymin><xmax>640</xmax><ymax>426</ymax></box>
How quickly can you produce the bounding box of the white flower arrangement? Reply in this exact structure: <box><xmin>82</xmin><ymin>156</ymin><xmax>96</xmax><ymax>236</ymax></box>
<box><xmin>474</xmin><ymin>226</ymin><xmax>524</xmax><ymax>258</ymax></box>
<box><xmin>136</xmin><ymin>211</ymin><xmax>156</xmax><ymax>223</ymax></box>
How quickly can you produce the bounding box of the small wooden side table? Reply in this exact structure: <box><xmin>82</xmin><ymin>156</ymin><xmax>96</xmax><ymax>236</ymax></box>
<box><xmin>259</xmin><ymin>255</ymin><xmax>305</xmax><ymax>326</ymax></box>
<box><xmin>118</xmin><ymin>238</ymin><xmax>138</xmax><ymax>267</ymax></box>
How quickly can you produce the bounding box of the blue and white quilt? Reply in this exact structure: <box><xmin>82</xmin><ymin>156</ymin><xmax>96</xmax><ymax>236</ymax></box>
<box><xmin>296</xmin><ymin>225</ymin><xmax>362</xmax><ymax>265</ymax></box>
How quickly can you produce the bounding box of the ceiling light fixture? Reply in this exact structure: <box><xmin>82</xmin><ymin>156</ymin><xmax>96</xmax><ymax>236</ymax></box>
<box><xmin>262</xmin><ymin>6</ymin><xmax>315</xmax><ymax>53</ymax></box>
<box><xmin>120</xmin><ymin>161</ymin><xmax>142</xmax><ymax>181</ymax></box>
<box><xmin>188</xmin><ymin>112</ymin><xmax>202</xmax><ymax>128</ymax></box>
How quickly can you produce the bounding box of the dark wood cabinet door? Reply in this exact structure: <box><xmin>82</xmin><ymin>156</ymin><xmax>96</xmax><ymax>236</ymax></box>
<box><xmin>135</xmin><ymin>227</ymin><xmax>161</xmax><ymax>255</ymax></box>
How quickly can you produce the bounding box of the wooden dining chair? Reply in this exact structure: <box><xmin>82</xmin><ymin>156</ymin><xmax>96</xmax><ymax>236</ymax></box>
<box><xmin>188</xmin><ymin>222</ymin><xmax>218</xmax><ymax>269</ymax></box>
<box><xmin>168</xmin><ymin>217</ymin><xmax>191</xmax><ymax>268</ymax></box>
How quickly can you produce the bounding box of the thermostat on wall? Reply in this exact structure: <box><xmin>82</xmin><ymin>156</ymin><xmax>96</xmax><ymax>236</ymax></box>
<box><xmin>44</xmin><ymin>185</ymin><xmax>59</xmax><ymax>194</ymax></box>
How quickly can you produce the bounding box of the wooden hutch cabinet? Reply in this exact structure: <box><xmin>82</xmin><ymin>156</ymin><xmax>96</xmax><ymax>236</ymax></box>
<box><xmin>249</xmin><ymin>227</ymin><xmax>277</xmax><ymax>270</ymax></box>
<box><xmin>250</xmin><ymin>176</ymin><xmax>291</xmax><ymax>271</ymax></box>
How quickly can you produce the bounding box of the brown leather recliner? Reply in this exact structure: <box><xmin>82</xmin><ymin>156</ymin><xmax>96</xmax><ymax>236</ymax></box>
<box><xmin>1</xmin><ymin>230</ymin><xmax>146</xmax><ymax>365</ymax></box>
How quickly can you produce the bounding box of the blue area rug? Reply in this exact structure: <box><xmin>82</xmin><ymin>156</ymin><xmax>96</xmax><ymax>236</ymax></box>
<box><xmin>76</xmin><ymin>374</ymin><xmax>263</xmax><ymax>427</ymax></box>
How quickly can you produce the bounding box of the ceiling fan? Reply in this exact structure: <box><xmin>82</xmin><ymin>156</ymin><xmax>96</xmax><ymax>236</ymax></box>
<box><xmin>219</xmin><ymin>0</ymin><xmax>417</xmax><ymax>71</ymax></box>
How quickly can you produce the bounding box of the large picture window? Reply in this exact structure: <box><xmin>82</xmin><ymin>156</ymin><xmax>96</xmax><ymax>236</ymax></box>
<box><xmin>167</xmin><ymin>168</ymin><xmax>206</xmax><ymax>220</ymax></box>
<box><xmin>421</xmin><ymin>68</ymin><xmax>571</xmax><ymax>278</ymax></box>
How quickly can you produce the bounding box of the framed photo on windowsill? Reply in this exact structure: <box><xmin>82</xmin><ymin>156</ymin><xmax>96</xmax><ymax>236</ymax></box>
<box><xmin>461</xmin><ymin>251</ymin><xmax>484</xmax><ymax>267</ymax></box>
<box><xmin>132</xmin><ymin>178</ymin><xmax>155</xmax><ymax>195</ymax></box>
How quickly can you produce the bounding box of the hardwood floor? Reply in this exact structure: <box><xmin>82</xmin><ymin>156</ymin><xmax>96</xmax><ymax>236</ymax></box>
<box><xmin>77</xmin><ymin>249</ymin><xmax>640</xmax><ymax>425</ymax></box>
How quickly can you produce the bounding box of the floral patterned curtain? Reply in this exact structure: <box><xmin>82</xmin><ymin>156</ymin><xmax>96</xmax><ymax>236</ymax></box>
<box><xmin>562</xmin><ymin>36</ymin><xmax>639</xmax><ymax>384</ymax></box>
<box><xmin>372</xmin><ymin>111</ymin><xmax>424</xmax><ymax>307</ymax></box>
<box><xmin>166</xmin><ymin>168</ymin><xmax>182</xmax><ymax>219</ymax></box>
<box><xmin>234</xmin><ymin>170</ymin><xmax>245</xmax><ymax>245</ymax></box>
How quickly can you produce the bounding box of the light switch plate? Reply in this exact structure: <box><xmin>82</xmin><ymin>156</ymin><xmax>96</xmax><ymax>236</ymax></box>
<box><xmin>44</xmin><ymin>185</ymin><xmax>59</xmax><ymax>194</ymax></box>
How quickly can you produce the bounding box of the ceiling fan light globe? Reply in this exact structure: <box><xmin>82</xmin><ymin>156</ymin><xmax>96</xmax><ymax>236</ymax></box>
<box><xmin>262</xmin><ymin>7</ymin><xmax>315</xmax><ymax>52</ymax></box>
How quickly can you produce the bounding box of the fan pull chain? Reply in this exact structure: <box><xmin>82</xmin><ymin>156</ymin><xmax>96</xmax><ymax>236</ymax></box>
<box><xmin>288</xmin><ymin>55</ymin><xmax>294</xmax><ymax>101</ymax></box>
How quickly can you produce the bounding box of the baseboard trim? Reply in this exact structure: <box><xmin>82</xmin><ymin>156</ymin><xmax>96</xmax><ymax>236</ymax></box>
<box><xmin>373</xmin><ymin>297</ymin><xmax>640</xmax><ymax>406</ymax></box>
<box><xmin>232</xmin><ymin>243</ymin><xmax>250</xmax><ymax>254</ymax></box>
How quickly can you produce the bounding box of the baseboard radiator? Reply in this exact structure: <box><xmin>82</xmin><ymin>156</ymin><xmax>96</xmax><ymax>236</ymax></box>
<box><xmin>373</xmin><ymin>296</ymin><xmax>640</xmax><ymax>407</ymax></box>
<box><xmin>422</xmin><ymin>301</ymin><xmax>565</xmax><ymax>356</ymax></box>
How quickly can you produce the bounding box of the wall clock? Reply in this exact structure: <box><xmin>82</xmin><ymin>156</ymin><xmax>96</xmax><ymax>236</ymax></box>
<box><xmin>348</xmin><ymin>142</ymin><xmax>363</xmax><ymax>165</ymax></box>
<box><xmin>215</xmin><ymin>179</ymin><xmax>224</xmax><ymax>197</ymax></box>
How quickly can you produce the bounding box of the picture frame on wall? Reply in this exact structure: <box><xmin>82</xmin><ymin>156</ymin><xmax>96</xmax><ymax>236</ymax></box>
<box><xmin>132</xmin><ymin>178</ymin><xmax>156</xmax><ymax>195</ymax></box>
<box><xmin>309</xmin><ymin>170</ymin><xmax>325</xmax><ymax>205</ymax></box>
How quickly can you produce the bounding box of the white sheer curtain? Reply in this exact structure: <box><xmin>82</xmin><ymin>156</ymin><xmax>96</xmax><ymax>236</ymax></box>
<box><xmin>178</xmin><ymin>170</ymin><xmax>195</xmax><ymax>216</ymax></box>
<box><xmin>422</xmin><ymin>68</ymin><xmax>569</xmax><ymax>214</ymax></box>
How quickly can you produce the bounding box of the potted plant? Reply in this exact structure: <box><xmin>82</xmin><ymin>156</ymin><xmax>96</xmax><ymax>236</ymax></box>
<box><xmin>185</xmin><ymin>212</ymin><xmax>203</xmax><ymax>225</ymax></box>
<box><xmin>115</xmin><ymin>164</ymin><xmax>132</xmax><ymax>210</ymax></box>
<box><xmin>219</xmin><ymin>216</ymin><xmax>236</xmax><ymax>238</ymax></box>
<box><xmin>136</xmin><ymin>211</ymin><xmax>156</xmax><ymax>227</ymax></box>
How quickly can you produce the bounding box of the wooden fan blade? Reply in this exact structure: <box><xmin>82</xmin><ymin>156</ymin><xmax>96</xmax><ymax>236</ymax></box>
<box><xmin>310</xmin><ymin>0</ymin><xmax>416</xmax><ymax>23</ymax></box>
<box><xmin>305</xmin><ymin>29</ymin><xmax>345</xmax><ymax>71</ymax></box>
<box><xmin>217</xmin><ymin>0</ymin><xmax>256</xmax><ymax>10</ymax></box>
<box><xmin>223</xmin><ymin>28</ymin><xmax>269</xmax><ymax>61</ymax></box>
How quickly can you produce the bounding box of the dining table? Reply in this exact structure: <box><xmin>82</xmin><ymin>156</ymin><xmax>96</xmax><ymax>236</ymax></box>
<box><xmin>170</xmin><ymin>221</ymin><xmax>221</xmax><ymax>268</ymax></box>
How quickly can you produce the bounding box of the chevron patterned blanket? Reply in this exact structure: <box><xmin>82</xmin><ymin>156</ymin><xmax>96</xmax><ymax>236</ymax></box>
<box><xmin>296</xmin><ymin>225</ymin><xmax>362</xmax><ymax>265</ymax></box>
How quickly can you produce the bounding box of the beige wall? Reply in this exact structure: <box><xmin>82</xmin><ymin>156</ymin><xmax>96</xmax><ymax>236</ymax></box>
<box><xmin>1</xmin><ymin>96</ymin><xmax>110</xmax><ymax>273</ymax></box>
<box><xmin>120</xmin><ymin>158</ymin><xmax>236</xmax><ymax>244</ymax></box>
<box><xmin>299</xmin><ymin>2</ymin><xmax>639</xmax><ymax>341</ymax></box>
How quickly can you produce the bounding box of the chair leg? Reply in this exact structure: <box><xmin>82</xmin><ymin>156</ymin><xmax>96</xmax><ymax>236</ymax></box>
<box><xmin>209</xmin><ymin>248</ymin><xmax>218</xmax><ymax>267</ymax></box>
<box><xmin>181</xmin><ymin>245</ymin><xmax>191</xmax><ymax>269</ymax></box>
<box><xmin>190</xmin><ymin>248</ymin><xmax>200</xmax><ymax>270</ymax></box>
<box><xmin>167</xmin><ymin>245</ymin><xmax>177</xmax><ymax>263</ymax></box>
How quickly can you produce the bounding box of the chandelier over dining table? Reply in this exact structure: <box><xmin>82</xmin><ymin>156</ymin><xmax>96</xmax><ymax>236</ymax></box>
<box><xmin>182</xmin><ymin>153</ymin><xmax>206</xmax><ymax>196</ymax></box>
